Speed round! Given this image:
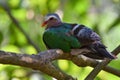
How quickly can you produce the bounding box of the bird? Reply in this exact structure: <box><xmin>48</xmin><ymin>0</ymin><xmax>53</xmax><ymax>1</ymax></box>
<box><xmin>42</xmin><ymin>13</ymin><xmax>116</xmax><ymax>59</ymax></box>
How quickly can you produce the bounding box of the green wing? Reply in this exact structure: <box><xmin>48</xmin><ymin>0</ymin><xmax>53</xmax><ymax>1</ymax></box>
<box><xmin>43</xmin><ymin>26</ymin><xmax>81</xmax><ymax>52</ymax></box>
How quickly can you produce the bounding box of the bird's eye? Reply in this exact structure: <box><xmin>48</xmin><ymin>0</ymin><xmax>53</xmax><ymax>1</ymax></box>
<box><xmin>49</xmin><ymin>17</ymin><xmax>54</xmax><ymax>20</ymax></box>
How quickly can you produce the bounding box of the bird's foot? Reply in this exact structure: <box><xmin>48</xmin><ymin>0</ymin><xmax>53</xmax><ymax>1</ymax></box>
<box><xmin>70</xmin><ymin>48</ymin><xmax>91</xmax><ymax>55</ymax></box>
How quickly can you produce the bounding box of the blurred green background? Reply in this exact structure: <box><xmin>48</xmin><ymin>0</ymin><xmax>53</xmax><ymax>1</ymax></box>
<box><xmin>0</xmin><ymin>0</ymin><xmax>120</xmax><ymax>80</ymax></box>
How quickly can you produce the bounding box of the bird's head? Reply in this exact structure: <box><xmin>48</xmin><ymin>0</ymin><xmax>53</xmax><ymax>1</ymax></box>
<box><xmin>42</xmin><ymin>13</ymin><xmax>62</xmax><ymax>27</ymax></box>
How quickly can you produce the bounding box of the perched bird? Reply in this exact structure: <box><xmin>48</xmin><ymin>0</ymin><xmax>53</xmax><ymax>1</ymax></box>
<box><xmin>42</xmin><ymin>13</ymin><xmax>116</xmax><ymax>59</ymax></box>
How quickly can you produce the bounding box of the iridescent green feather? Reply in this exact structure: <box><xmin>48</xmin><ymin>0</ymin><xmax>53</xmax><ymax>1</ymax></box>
<box><xmin>43</xmin><ymin>24</ymin><xmax>81</xmax><ymax>52</ymax></box>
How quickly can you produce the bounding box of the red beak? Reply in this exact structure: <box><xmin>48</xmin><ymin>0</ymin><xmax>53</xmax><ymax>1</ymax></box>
<box><xmin>42</xmin><ymin>21</ymin><xmax>48</xmax><ymax>27</ymax></box>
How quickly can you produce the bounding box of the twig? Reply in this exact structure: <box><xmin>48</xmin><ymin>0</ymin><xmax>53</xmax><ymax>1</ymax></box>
<box><xmin>1</xmin><ymin>3</ymin><xmax>41</xmax><ymax>52</ymax></box>
<box><xmin>112</xmin><ymin>45</ymin><xmax>120</xmax><ymax>55</ymax></box>
<box><xmin>85</xmin><ymin>45</ymin><xmax>120</xmax><ymax>80</ymax></box>
<box><xmin>72</xmin><ymin>55</ymin><xmax>120</xmax><ymax>77</ymax></box>
<box><xmin>85</xmin><ymin>59</ymin><xmax>110</xmax><ymax>80</ymax></box>
<box><xmin>103</xmin><ymin>66</ymin><xmax>120</xmax><ymax>77</ymax></box>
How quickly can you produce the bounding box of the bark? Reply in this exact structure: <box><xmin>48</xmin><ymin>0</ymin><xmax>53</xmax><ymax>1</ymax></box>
<box><xmin>0</xmin><ymin>48</ymin><xmax>120</xmax><ymax>80</ymax></box>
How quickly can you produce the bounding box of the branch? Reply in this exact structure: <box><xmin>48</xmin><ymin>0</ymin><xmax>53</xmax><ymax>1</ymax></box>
<box><xmin>0</xmin><ymin>48</ymin><xmax>120</xmax><ymax>80</ymax></box>
<box><xmin>107</xmin><ymin>15</ymin><xmax>120</xmax><ymax>32</ymax></box>
<box><xmin>0</xmin><ymin>2</ymin><xmax>41</xmax><ymax>52</ymax></box>
<box><xmin>0</xmin><ymin>50</ymin><xmax>75</xmax><ymax>80</ymax></box>
<box><xmin>85</xmin><ymin>59</ymin><xmax>110</xmax><ymax>80</ymax></box>
<box><xmin>0</xmin><ymin>2</ymin><xmax>120</xmax><ymax>80</ymax></box>
<box><xmin>71</xmin><ymin>54</ymin><xmax>120</xmax><ymax>77</ymax></box>
<box><xmin>103</xmin><ymin>66</ymin><xmax>120</xmax><ymax>77</ymax></box>
<box><xmin>85</xmin><ymin>45</ymin><xmax>120</xmax><ymax>80</ymax></box>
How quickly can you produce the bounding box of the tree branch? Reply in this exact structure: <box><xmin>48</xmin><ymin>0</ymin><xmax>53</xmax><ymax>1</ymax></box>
<box><xmin>85</xmin><ymin>45</ymin><xmax>120</xmax><ymax>80</ymax></box>
<box><xmin>71</xmin><ymin>54</ymin><xmax>120</xmax><ymax>77</ymax></box>
<box><xmin>0</xmin><ymin>48</ymin><xmax>120</xmax><ymax>80</ymax></box>
<box><xmin>0</xmin><ymin>2</ymin><xmax>120</xmax><ymax>80</ymax></box>
<box><xmin>0</xmin><ymin>2</ymin><xmax>41</xmax><ymax>52</ymax></box>
<box><xmin>103</xmin><ymin>66</ymin><xmax>120</xmax><ymax>77</ymax></box>
<box><xmin>0</xmin><ymin>50</ymin><xmax>75</xmax><ymax>80</ymax></box>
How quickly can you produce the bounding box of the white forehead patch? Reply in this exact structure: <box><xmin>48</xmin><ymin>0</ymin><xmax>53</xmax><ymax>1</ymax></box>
<box><xmin>45</xmin><ymin>15</ymin><xmax>58</xmax><ymax>21</ymax></box>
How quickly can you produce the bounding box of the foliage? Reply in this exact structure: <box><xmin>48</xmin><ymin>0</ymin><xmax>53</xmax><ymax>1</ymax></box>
<box><xmin>0</xmin><ymin>0</ymin><xmax>120</xmax><ymax>80</ymax></box>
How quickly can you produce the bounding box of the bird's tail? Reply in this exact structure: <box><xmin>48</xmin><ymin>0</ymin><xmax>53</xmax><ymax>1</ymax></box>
<box><xmin>89</xmin><ymin>43</ymin><xmax>116</xmax><ymax>59</ymax></box>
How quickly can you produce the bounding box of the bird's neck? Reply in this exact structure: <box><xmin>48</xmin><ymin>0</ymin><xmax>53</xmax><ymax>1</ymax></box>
<box><xmin>46</xmin><ymin>21</ymin><xmax>62</xmax><ymax>28</ymax></box>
